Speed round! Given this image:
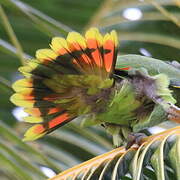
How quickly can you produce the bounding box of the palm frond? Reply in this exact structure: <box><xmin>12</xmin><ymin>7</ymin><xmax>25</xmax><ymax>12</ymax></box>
<box><xmin>1</xmin><ymin>0</ymin><xmax>72</xmax><ymax>36</ymax></box>
<box><xmin>50</xmin><ymin>126</ymin><xmax>180</xmax><ymax>180</ymax></box>
<box><xmin>0</xmin><ymin>0</ymin><xmax>179</xmax><ymax>179</ymax></box>
<box><xmin>0</xmin><ymin>5</ymin><xmax>26</xmax><ymax>65</ymax></box>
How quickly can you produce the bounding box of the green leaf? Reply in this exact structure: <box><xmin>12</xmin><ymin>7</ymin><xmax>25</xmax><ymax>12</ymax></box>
<box><xmin>0</xmin><ymin>0</ymin><xmax>72</xmax><ymax>36</ymax></box>
<box><xmin>0</xmin><ymin>0</ymin><xmax>180</xmax><ymax>179</ymax></box>
<box><xmin>169</xmin><ymin>136</ymin><xmax>180</xmax><ymax>179</ymax></box>
<box><xmin>0</xmin><ymin>38</ymin><xmax>32</xmax><ymax>60</ymax></box>
<box><xmin>151</xmin><ymin>140</ymin><xmax>165</xmax><ymax>180</ymax></box>
<box><xmin>0</xmin><ymin>5</ymin><xmax>26</xmax><ymax>65</ymax></box>
<box><xmin>0</xmin><ymin>121</ymin><xmax>61</xmax><ymax>172</ymax></box>
<box><xmin>0</xmin><ymin>152</ymin><xmax>33</xmax><ymax>180</ymax></box>
<box><xmin>0</xmin><ymin>140</ymin><xmax>46</xmax><ymax>178</ymax></box>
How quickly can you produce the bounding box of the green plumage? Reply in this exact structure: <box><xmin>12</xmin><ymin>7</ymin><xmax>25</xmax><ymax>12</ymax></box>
<box><xmin>18</xmin><ymin>57</ymin><xmax>178</xmax><ymax>146</ymax></box>
<box><xmin>11</xmin><ymin>28</ymin><xmax>179</xmax><ymax>144</ymax></box>
<box><xmin>41</xmin><ymin>61</ymin><xmax>177</xmax><ymax>146</ymax></box>
<box><xmin>80</xmin><ymin>71</ymin><xmax>176</xmax><ymax>146</ymax></box>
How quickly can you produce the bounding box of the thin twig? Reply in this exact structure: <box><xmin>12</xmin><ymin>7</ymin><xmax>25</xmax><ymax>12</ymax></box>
<box><xmin>0</xmin><ymin>5</ymin><xmax>26</xmax><ymax>65</ymax></box>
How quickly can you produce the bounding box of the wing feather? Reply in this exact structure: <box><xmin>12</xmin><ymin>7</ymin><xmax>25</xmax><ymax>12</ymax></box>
<box><xmin>11</xmin><ymin>28</ymin><xmax>118</xmax><ymax>141</ymax></box>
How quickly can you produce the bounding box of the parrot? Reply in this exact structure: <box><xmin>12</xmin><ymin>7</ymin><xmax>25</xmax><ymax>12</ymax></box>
<box><xmin>10</xmin><ymin>28</ymin><xmax>180</xmax><ymax>146</ymax></box>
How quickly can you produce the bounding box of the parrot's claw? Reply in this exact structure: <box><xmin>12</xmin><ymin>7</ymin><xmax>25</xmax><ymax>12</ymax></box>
<box><xmin>167</xmin><ymin>103</ymin><xmax>180</xmax><ymax>123</ymax></box>
<box><xmin>126</xmin><ymin>132</ymin><xmax>147</xmax><ymax>149</ymax></box>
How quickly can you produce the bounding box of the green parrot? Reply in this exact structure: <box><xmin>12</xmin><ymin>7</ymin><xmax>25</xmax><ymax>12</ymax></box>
<box><xmin>10</xmin><ymin>28</ymin><xmax>180</xmax><ymax>146</ymax></box>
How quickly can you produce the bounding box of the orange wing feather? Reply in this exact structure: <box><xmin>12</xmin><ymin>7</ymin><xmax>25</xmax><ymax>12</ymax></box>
<box><xmin>11</xmin><ymin>28</ymin><xmax>118</xmax><ymax>141</ymax></box>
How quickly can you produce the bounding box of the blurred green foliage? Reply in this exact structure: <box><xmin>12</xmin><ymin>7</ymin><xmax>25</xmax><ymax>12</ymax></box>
<box><xmin>0</xmin><ymin>0</ymin><xmax>179</xmax><ymax>179</ymax></box>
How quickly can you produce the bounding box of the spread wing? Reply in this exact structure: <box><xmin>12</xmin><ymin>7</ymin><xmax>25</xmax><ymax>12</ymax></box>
<box><xmin>11</xmin><ymin>28</ymin><xmax>118</xmax><ymax>141</ymax></box>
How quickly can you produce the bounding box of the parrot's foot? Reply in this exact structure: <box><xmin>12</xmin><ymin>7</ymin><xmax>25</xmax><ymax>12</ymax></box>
<box><xmin>167</xmin><ymin>103</ymin><xmax>180</xmax><ymax>123</ymax></box>
<box><xmin>126</xmin><ymin>132</ymin><xmax>147</xmax><ymax>149</ymax></box>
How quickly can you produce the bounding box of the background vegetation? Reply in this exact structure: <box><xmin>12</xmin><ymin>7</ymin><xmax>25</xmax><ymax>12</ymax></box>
<box><xmin>0</xmin><ymin>0</ymin><xmax>179</xmax><ymax>179</ymax></box>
